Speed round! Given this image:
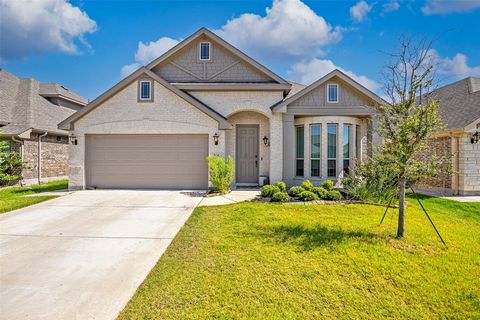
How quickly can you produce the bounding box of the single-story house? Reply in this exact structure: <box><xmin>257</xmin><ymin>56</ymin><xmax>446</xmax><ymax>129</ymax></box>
<box><xmin>0</xmin><ymin>69</ymin><xmax>87</xmax><ymax>184</ymax></box>
<box><xmin>417</xmin><ymin>77</ymin><xmax>480</xmax><ymax>196</ymax></box>
<box><xmin>59</xmin><ymin>27</ymin><xmax>384</xmax><ymax>190</ymax></box>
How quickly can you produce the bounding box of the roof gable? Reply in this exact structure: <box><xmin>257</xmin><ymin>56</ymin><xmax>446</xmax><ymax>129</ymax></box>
<box><xmin>58</xmin><ymin>67</ymin><xmax>231</xmax><ymax>130</ymax></box>
<box><xmin>147</xmin><ymin>28</ymin><xmax>289</xmax><ymax>85</ymax></box>
<box><xmin>272</xmin><ymin>69</ymin><xmax>385</xmax><ymax>112</ymax></box>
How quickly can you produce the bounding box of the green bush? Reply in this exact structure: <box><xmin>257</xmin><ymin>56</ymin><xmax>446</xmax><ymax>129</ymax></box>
<box><xmin>341</xmin><ymin>159</ymin><xmax>398</xmax><ymax>204</ymax></box>
<box><xmin>312</xmin><ymin>187</ymin><xmax>328</xmax><ymax>199</ymax></box>
<box><xmin>301</xmin><ymin>179</ymin><xmax>314</xmax><ymax>191</ymax></box>
<box><xmin>321</xmin><ymin>179</ymin><xmax>335</xmax><ymax>191</ymax></box>
<box><xmin>298</xmin><ymin>190</ymin><xmax>319</xmax><ymax>201</ymax></box>
<box><xmin>0</xmin><ymin>151</ymin><xmax>24</xmax><ymax>186</ymax></box>
<box><xmin>271</xmin><ymin>191</ymin><xmax>289</xmax><ymax>202</ymax></box>
<box><xmin>261</xmin><ymin>185</ymin><xmax>281</xmax><ymax>198</ymax></box>
<box><xmin>207</xmin><ymin>155</ymin><xmax>234</xmax><ymax>194</ymax></box>
<box><xmin>275</xmin><ymin>180</ymin><xmax>287</xmax><ymax>192</ymax></box>
<box><xmin>288</xmin><ymin>186</ymin><xmax>304</xmax><ymax>198</ymax></box>
<box><xmin>326</xmin><ymin>190</ymin><xmax>342</xmax><ymax>201</ymax></box>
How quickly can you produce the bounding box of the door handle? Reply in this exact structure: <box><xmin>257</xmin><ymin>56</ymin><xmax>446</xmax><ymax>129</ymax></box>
<box><xmin>255</xmin><ymin>160</ymin><xmax>258</xmax><ymax>168</ymax></box>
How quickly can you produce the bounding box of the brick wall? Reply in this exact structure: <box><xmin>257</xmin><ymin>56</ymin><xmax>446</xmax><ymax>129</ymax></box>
<box><xmin>18</xmin><ymin>133</ymin><xmax>69</xmax><ymax>179</ymax></box>
<box><xmin>416</xmin><ymin>136</ymin><xmax>453</xmax><ymax>190</ymax></box>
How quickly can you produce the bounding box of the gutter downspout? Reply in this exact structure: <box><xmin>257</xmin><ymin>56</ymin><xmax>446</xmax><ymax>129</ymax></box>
<box><xmin>38</xmin><ymin>132</ymin><xmax>48</xmax><ymax>184</ymax></box>
<box><xmin>11</xmin><ymin>136</ymin><xmax>24</xmax><ymax>185</ymax></box>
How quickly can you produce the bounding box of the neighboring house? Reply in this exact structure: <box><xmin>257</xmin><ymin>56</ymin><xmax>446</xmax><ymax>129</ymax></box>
<box><xmin>0</xmin><ymin>69</ymin><xmax>87</xmax><ymax>184</ymax></box>
<box><xmin>59</xmin><ymin>27</ymin><xmax>384</xmax><ymax>190</ymax></box>
<box><xmin>417</xmin><ymin>77</ymin><xmax>480</xmax><ymax>196</ymax></box>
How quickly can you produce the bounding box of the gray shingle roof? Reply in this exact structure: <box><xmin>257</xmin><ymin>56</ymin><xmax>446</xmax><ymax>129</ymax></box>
<box><xmin>0</xmin><ymin>69</ymin><xmax>86</xmax><ymax>137</ymax></box>
<box><xmin>423</xmin><ymin>77</ymin><xmax>480</xmax><ymax>130</ymax></box>
<box><xmin>39</xmin><ymin>83</ymin><xmax>87</xmax><ymax>105</ymax></box>
<box><xmin>285</xmin><ymin>81</ymin><xmax>306</xmax><ymax>99</ymax></box>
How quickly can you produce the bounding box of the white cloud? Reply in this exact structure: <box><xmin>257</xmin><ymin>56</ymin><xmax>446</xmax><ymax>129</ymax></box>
<box><xmin>381</xmin><ymin>1</ymin><xmax>400</xmax><ymax>14</ymax></box>
<box><xmin>428</xmin><ymin>50</ymin><xmax>480</xmax><ymax>79</ymax></box>
<box><xmin>0</xmin><ymin>0</ymin><xmax>97</xmax><ymax>60</ymax></box>
<box><xmin>120</xmin><ymin>37</ymin><xmax>179</xmax><ymax>77</ymax></box>
<box><xmin>350</xmin><ymin>1</ymin><xmax>373</xmax><ymax>22</ymax></box>
<box><xmin>287</xmin><ymin>58</ymin><xmax>381</xmax><ymax>93</ymax></box>
<box><xmin>422</xmin><ymin>0</ymin><xmax>480</xmax><ymax>15</ymax></box>
<box><xmin>214</xmin><ymin>0</ymin><xmax>342</xmax><ymax>59</ymax></box>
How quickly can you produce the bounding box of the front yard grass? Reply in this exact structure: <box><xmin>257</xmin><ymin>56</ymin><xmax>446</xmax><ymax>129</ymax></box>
<box><xmin>0</xmin><ymin>179</ymin><xmax>68</xmax><ymax>214</ymax></box>
<box><xmin>120</xmin><ymin>194</ymin><xmax>480</xmax><ymax>319</ymax></box>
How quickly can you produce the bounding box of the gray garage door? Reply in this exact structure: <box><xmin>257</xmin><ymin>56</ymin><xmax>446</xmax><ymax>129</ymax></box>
<box><xmin>86</xmin><ymin>134</ymin><xmax>208</xmax><ymax>189</ymax></box>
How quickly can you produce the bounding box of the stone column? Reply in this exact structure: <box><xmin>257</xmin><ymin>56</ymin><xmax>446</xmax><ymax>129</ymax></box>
<box><xmin>269</xmin><ymin>112</ymin><xmax>283</xmax><ymax>184</ymax></box>
<box><xmin>282</xmin><ymin>114</ymin><xmax>295</xmax><ymax>186</ymax></box>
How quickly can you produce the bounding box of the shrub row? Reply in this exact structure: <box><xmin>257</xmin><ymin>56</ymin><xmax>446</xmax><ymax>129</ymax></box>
<box><xmin>260</xmin><ymin>179</ymin><xmax>342</xmax><ymax>202</ymax></box>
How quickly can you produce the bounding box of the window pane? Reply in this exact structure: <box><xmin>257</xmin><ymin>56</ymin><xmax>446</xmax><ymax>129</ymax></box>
<box><xmin>311</xmin><ymin>160</ymin><xmax>320</xmax><ymax>177</ymax></box>
<box><xmin>296</xmin><ymin>126</ymin><xmax>304</xmax><ymax>158</ymax></box>
<box><xmin>356</xmin><ymin>125</ymin><xmax>361</xmax><ymax>159</ymax></box>
<box><xmin>328</xmin><ymin>84</ymin><xmax>337</xmax><ymax>102</ymax></box>
<box><xmin>343</xmin><ymin>125</ymin><xmax>350</xmax><ymax>159</ymax></box>
<box><xmin>327</xmin><ymin>124</ymin><xmax>337</xmax><ymax>158</ymax></box>
<box><xmin>343</xmin><ymin>159</ymin><xmax>350</xmax><ymax>174</ymax></box>
<box><xmin>310</xmin><ymin>125</ymin><xmax>320</xmax><ymax>158</ymax></box>
<box><xmin>200</xmin><ymin>43</ymin><xmax>210</xmax><ymax>60</ymax></box>
<box><xmin>328</xmin><ymin>160</ymin><xmax>336</xmax><ymax>177</ymax></box>
<box><xmin>296</xmin><ymin>160</ymin><xmax>304</xmax><ymax>177</ymax></box>
<box><xmin>141</xmin><ymin>82</ymin><xmax>150</xmax><ymax>99</ymax></box>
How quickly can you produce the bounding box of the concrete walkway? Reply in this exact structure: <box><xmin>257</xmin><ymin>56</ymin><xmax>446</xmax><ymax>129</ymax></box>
<box><xmin>199</xmin><ymin>190</ymin><xmax>260</xmax><ymax>206</ymax></box>
<box><xmin>417</xmin><ymin>190</ymin><xmax>480</xmax><ymax>202</ymax></box>
<box><xmin>0</xmin><ymin>190</ymin><xmax>203</xmax><ymax>320</ymax></box>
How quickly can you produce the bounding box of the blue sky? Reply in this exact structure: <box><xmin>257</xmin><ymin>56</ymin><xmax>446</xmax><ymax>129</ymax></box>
<box><xmin>1</xmin><ymin>0</ymin><xmax>479</xmax><ymax>101</ymax></box>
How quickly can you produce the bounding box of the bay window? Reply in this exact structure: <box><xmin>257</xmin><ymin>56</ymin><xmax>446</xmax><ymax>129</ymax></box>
<box><xmin>327</xmin><ymin>124</ymin><xmax>337</xmax><ymax>177</ymax></box>
<box><xmin>343</xmin><ymin>125</ymin><xmax>351</xmax><ymax>173</ymax></box>
<box><xmin>296</xmin><ymin>126</ymin><xmax>304</xmax><ymax>177</ymax></box>
<box><xmin>310</xmin><ymin>124</ymin><xmax>321</xmax><ymax>177</ymax></box>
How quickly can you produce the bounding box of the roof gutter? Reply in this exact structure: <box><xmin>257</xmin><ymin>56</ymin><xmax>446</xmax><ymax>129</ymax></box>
<box><xmin>37</xmin><ymin>132</ymin><xmax>48</xmax><ymax>184</ymax></box>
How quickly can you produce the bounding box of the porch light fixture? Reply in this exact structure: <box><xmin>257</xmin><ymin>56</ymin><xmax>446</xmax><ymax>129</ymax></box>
<box><xmin>263</xmin><ymin>135</ymin><xmax>270</xmax><ymax>147</ymax></box>
<box><xmin>471</xmin><ymin>131</ymin><xmax>480</xmax><ymax>144</ymax></box>
<box><xmin>69</xmin><ymin>134</ymin><xmax>77</xmax><ymax>145</ymax></box>
<box><xmin>213</xmin><ymin>132</ymin><xmax>220</xmax><ymax>145</ymax></box>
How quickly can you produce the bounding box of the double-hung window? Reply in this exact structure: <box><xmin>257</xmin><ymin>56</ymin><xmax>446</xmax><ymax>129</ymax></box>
<box><xmin>295</xmin><ymin>126</ymin><xmax>304</xmax><ymax>177</ymax></box>
<box><xmin>199</xmin><ymin>42</ymin><xmax>211</xmax><ymax>61</ymax></box>
<box><xmin>310</xmin><ymin>124</ymin><xmax>321</xmax><ymax>177</ymax></box>
<box><xmin>327</xmin><ymin>83</ymin><xmax>338</xmax><ymax>103</ymax></box>
<box><xmin>343</xmin><ymin>125</ymin><xmax>351</xmax><ymax>173</ymax></box>
<box><xmin>327</xmin><ymin>124</ymin><xmax>337</xmax><ymax>177</ymax></box>
<box><xmin>139</xmin><ymin>80</ymin><xmax>152</xmax><ymax>101</ymax></box>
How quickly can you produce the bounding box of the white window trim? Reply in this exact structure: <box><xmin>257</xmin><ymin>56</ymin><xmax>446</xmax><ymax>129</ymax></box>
<box><xmin>139</xmin><ymin>80</ymin><xmax>152</xmax><ymax>100</ymax></box>
<box><xmin>199</xmin><ymin>41</ymin><xmax>211</xmax><ymax>61</ymax></box>
<box><xmin>295</xmin><ymin>126</ymin><xmax>305</xmax><ymax>177</ymax></box>
<box><xmin>326</xmin><ymin>83</ymin><xmax>339</xmax><ymax>103</ymax></box>
<box><xmin>327</xmin><ymin>123</ymin><xmax>337</xmax><ymax>177</ymax></box>
<box><xmin>343</xmin><ymin>124</ymin><xmax>352</xmax><ymax>173</ymax></box>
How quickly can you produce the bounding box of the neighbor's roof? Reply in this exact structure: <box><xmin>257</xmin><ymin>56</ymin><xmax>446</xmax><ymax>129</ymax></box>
<box><xmin>422</xmin><ymin>77</ymin><xmax>480</xmax><ymax>130</ymax></box>
<box><xmin>0</xmin><ymin>69</ymin><xmax>86</xmax><ymax>137</ymax></box>
<box><xmin>39</xmin><ymin>83</ymin><xmax>87</xmax><ymax>105</ymax></box>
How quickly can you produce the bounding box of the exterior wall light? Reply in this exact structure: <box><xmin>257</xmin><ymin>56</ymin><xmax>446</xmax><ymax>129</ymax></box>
<box><xmin>471</xmin><ymin>131</ymin><xmax>479</xmax><ymax>144</ymax></box>
<box><xmin>69</xmin><ymin>134</ymin><xmax>78</xmax><ymax>145</ymax></box>
<box><xmin>263</xmin><ymin>135</ymin><xmax>270</xmax><ymax>146</ymax></box>
<box><xmin>213</xmin><ymin>132</ymin><xmax>220</xmax><ymax>145</ymax></box>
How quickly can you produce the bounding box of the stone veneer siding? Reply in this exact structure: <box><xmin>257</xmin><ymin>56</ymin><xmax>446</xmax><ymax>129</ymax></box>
<box><xmin>457</xmin><ymin>134</ymin><xmax>480</xmax><ymax>195</ymax></box>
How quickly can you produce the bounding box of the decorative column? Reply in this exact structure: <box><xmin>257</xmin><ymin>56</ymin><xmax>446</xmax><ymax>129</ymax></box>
<box><xmin>269</xmin><ymin>112</ymin><xmax>283</xmax><ymax>184</ymax></box>
<box><xmin>282</xmin><ymin>114</ymin><xmax>295</xmax><ymax>186</ymax></box>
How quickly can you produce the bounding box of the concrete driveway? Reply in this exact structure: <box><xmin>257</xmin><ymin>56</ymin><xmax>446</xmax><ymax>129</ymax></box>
<box><xmin>0</xmin><ymin>190</ymin><xmax>204</xmax><ymax>320</ymax></box>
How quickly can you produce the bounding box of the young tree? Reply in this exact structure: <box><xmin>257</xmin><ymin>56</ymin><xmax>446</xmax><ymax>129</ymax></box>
<box><xmin>377</xmin><ymin>37</ymin><xmax>446</xmax><ymax>238</ymax></box>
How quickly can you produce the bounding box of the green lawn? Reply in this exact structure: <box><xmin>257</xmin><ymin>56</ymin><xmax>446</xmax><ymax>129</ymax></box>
<box><xmin>119</xmin><ymin>195</ymin><xmax>480</xmax><ymax>319</ymax></box>
<box><xmin>0</xmin><ymin>179</ymin><xmax>68</xmax><ymax>214</ymax></box>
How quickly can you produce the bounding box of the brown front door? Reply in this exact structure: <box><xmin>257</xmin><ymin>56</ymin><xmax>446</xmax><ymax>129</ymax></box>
<box><xmin>236</xmin><ymin>125</ymin><xmax>259</xmax><ymax>183</ymax></box>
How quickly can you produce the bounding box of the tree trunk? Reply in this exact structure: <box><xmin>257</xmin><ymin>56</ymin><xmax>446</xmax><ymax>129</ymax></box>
<box><xmin>397</xmin><ymin>176</ymin><xmax>406</xmax><ymax>238</ymax></box>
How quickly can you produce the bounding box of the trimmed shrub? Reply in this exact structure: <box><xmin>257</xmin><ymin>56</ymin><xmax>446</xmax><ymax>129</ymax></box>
<box><xmin>271</xmin><ymin>191</ymin><xmax>289</xmax><ymax>202</ymax></box>
<box><xmin>261</xmin><ymin>185</ymin><xmax>280</xmax><ymax>198</ymax></box>
<box><xmin>288</xmin><ymin>186</ymin><xmax>304</xmax><ymax>198</ymax></box>
<box><xmin>301</xmin><ymin>179</ymin><xmax>314</xmax><ymax>191</ymax></box>
<box><xmin>312</xmin><ymin>187</ymin><xmax>328</xmax><ymax>199</ymax></box>
<box><xmin>275</xmin><ymin>180</ymin><xmax>287</xmax><ymax>192</ymax></box>
<box><xmin>321</xmin><ymin>179</ymin><xmax>335</xmax><ymax>191</ymax></box>
<box><xmin>0</xmin><ymin>151</ymin><xmax>24</xmax><ymax>186</ymax></box>
<box><xmin>207</xmin><ymin>155</ymin><xmax>234</xmax><ymax>194</ymax></box>
<box><xmin>298</xmin><ymin>190</ymin><xmax>319</xmax><ymax>201</ymax></box>
<box><xmin>326</xmin><ymin>190</ymin><xmax>342</xmax><ymax>201</ymax></box>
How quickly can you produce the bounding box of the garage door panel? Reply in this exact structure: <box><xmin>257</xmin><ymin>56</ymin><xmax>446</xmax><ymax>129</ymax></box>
<box><xmin>86</xmin><ymin>135</ymin><xmax>208</xmax><ymax>189</ymax></box>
